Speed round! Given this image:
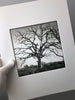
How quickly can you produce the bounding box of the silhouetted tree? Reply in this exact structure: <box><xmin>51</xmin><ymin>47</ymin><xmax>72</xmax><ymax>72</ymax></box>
<box><xmin>13</xmin><ymin>22</ymin><xmax>63</xmax><ymax>69</ymax></box>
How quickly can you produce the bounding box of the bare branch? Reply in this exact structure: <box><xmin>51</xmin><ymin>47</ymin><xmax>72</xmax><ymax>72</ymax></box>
<box><xmin>50</xmin><ymin>49</ymin><xmax>63</xmax><ymax>58</ymax></box>
<box><xmin>13</xmin><ymin>22</ymin><xmax>63</xmax><ymax>67</ymax></box>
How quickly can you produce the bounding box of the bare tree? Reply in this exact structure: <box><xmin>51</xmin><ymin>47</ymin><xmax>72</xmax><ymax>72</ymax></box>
<box><xmin>13</xmin><ymin>22</ymin><xmax>63</xmax><ymax>69</ymax></box>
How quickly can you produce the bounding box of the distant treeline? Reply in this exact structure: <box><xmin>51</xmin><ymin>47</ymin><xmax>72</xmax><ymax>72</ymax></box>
<box><xmin>18</xmin><ymin>60</ymin><xmax>65</xmax><ymax>77</ymax></box>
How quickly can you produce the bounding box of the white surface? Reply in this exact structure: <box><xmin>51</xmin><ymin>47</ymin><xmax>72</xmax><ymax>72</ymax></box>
<box><xmin>0</xmin><ymin>0</ymin><xmax>75</xmax><ymax>100</ymax></box>
<box><xmin>0</xmin><ymin>0</ymin><xmax>35</xmax><ymax>6</ymax></box>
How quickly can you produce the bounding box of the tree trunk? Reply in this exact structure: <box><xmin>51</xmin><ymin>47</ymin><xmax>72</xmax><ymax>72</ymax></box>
<box><xmin>37</xmin><ymin>57</ymin><xmax>41</xmax><ymax>70</ymax></box>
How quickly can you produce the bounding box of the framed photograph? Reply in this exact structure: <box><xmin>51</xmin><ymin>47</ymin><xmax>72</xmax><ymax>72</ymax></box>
<box><xmin>10</xmin><ymin>21</ymin><xmax>65</xmax><ymax>77</ymax></box>
<box><xmin>0</xmin><ymin>0</ymin><xmax>75</xmax><ymax>100</ymax></box>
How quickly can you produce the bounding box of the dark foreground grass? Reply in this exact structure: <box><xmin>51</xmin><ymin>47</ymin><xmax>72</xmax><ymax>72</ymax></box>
<box><xmin>18</xmin><ymin>61</ymin><xmax>65</xmax><ymax>77</ymax></box>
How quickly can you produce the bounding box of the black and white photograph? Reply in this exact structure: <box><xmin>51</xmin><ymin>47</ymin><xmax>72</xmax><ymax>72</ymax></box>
<box><xmin>10</xmin><ymin>21</ymin><xmax>65</xmax><ymax>77</ymax></box>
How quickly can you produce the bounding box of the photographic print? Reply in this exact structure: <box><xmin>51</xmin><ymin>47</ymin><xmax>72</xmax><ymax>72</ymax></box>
<box><xmin>10</xmin><ymin>21</ymin><xmax>65</xmax><ymax>77</ymax></box>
